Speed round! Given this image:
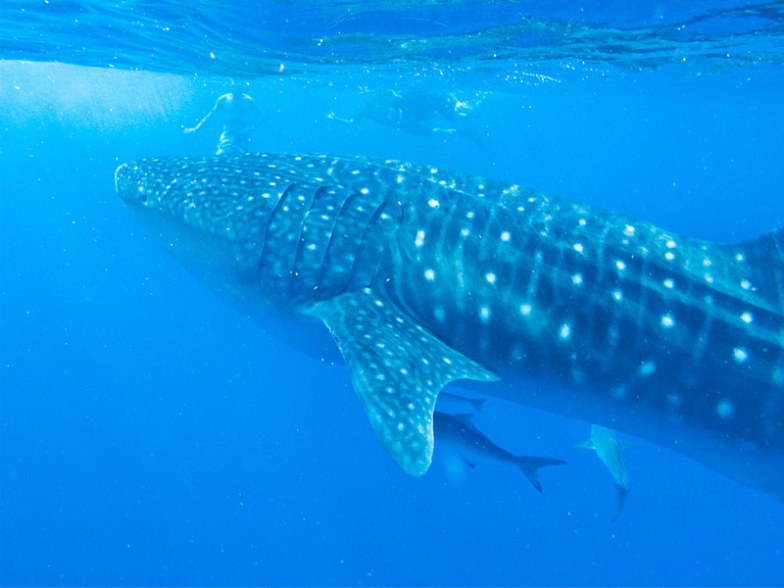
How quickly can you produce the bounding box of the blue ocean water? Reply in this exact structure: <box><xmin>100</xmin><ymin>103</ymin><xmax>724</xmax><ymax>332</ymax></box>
<box><xmin>1</xmin><ymin>2</ymin><xmax>784</xmax><ymax>586</ymax></box>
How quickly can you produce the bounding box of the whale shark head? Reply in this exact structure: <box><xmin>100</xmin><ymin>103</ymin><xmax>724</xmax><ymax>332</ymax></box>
<box><xmin>115</xmin><ymin>156</ymin><xmax>277</xmax><ymax>282</ymax></box>
<box><xmin>114</xmin><ymin>152</ymin><xmax>415</xmax><ymax>309</ymax></box>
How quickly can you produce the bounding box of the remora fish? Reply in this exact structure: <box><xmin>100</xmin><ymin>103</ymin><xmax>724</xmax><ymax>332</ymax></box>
<box><xmin>435</xmin><ymin>412</ymin><xmax>565</xmax><ymax>492</ymax></box>
<box><xmin>115</xmin><ymin>153</ymin><xmax>784</xmax><ymax>500</ymax></box>
<box><xmin>578</xmin><ymin>425</ymin><xmax>631</xmax><ymax>520</ymax></box>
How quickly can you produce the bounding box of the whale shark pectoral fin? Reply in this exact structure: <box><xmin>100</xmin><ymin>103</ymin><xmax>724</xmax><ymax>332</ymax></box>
<box><xmin>307</xmin><ymin>289</ymin><xmax>498</xmax><ymax>477</ymax></box>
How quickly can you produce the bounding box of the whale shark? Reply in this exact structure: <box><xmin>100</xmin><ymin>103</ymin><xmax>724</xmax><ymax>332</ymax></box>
<box><xmin>115</xmin><ymin>153</ymin><xmax>784</xmax><ymax>501</ymax></box>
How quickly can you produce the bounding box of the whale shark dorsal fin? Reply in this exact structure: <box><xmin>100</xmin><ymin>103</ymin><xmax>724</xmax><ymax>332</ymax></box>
<box><xmin>308</xmin><ymin>288</ymin><xmax>498</xmax><ymax>476</ymax></box>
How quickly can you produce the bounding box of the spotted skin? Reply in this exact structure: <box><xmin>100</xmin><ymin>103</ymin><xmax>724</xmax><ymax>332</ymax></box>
<box><xmin>115</xmin><ymin>153</ymin><xmax>784</xmax><ymax>500</ymax></box>
<box><xmin>383</xmin><ymin>169</ymin><xmax>784</xmax><ymax>445</ymax></box>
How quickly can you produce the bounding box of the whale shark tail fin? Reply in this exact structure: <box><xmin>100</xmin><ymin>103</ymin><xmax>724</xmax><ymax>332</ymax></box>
<box><xmin>516</xmin><ymin>456</ymin><xmax>567</xmax><ymax>493</ymax></box>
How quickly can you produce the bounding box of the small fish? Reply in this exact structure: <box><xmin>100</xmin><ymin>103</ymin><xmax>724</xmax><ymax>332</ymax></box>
<box><xmin>435</xmin><ymin>412</ymin><xmax>565</xmax><ymax>492</ymax></box>
<box><xmin>579</xmin><ymin>425</ymin><xmax>632</xmax><ymax>520</ymax></box>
